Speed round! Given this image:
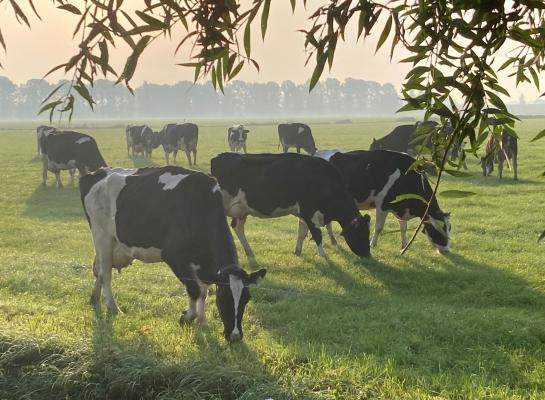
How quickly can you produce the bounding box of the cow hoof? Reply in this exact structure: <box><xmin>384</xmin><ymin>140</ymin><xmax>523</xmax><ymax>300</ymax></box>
<box><xmin>196</xmin><ymin>318</ymin><xmax>208</xmax><ymax>327</ymax></box>
<box><xmin>106</xmin><ymin>302</ymin><xmax>121</xmax><ymax>314</ymax></box>
<box><xmin>179</xmin><ymin>310</ymin><xmax>196</xmax><ymax>325</ymax></box>
<box><xmin>294</xmin><ymin>249</ymin><xmax>302</xmax><ymax>257</ymax></box>
<box><xmin>89</xmin><ymin>294</ymin><xmax>100</xmax><ymax>309</ymax></box>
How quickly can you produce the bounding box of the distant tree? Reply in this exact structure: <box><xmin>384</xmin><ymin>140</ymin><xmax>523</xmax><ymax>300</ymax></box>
<box><xmin>0</xmin><ymin>76</ymin><xmax>16</xmax><ymax>118</ymax></box>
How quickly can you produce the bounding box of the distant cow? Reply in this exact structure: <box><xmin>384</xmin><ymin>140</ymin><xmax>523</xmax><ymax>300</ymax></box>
<box><xmin>36</xmin><ymin>125</ymin><xmax>56</xmax><ymax>155</ymax></box>
<box><xmin>481</xmin><ymin>131</ymin><xmax>518</xmax><ymax>180</ymax></box>
<box><xmin>80</xmin><ymin>166</ymin><xmax>266</xmax><ymax>342</ymax></box>
<box><xmin>160</xmin><ymin>123</ymin><xmax>199</xmax><ymax>165</ymax></box>
<box><xmin>369</xmin><ymin>121</ymin><xmax>437</xmax><ymax>155</ymax></box>
<box><xmin>228</xmin><ymin>125</ymin><xmax>249</xmax><ymax>153</ymax></box>
<box><xmin>41</xmin><ymin>131</ymin><xmax>107</xmax><ymax>188</ymax></box>
<box><xmin>211</xmin><ymin>153</ymin><xmax>371</xmax><ymax>259</ymax></box>
<box><xmin>320</xmin><ymin>150</ymin><xmax>451</xmax><ymax>254</ymax></box>
<box><xmin>126</xmin><ymin>125</ymin><xmax>160</xmax><ymax>158</ymax></box>
<box><xmin>278</xmin><ymin>123</ymin><xmax>317</xmax><ymax>155</ymax></box>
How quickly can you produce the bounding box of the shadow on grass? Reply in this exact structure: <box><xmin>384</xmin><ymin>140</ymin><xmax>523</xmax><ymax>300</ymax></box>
<box><xmin>252</xmin><ymin>244</ymin><xmax>545</xmax><ymax>393</ymax></box>
<box><xmin>23</xmin><ymin>184</ymin><xmax>84</xmax><ymax>221</ymax></box>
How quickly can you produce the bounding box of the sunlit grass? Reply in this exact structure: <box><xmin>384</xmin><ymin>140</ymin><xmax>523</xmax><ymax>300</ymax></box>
<box><xmin>1</xmin><ymin>118</ymin><xmax>545</xmax><ymax>399</ymax></box>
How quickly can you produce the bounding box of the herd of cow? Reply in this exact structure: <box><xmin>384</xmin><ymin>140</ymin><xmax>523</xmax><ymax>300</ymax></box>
<box><xmin>36</xmin><ymin>120</ymin><xmax>517</xmax><ymax>342</ymax></box>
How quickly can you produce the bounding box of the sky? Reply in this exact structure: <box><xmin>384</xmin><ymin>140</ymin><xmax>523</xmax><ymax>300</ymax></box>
<box><xmin>0</xmin><ymin>1</ymin><xmax>541</xmax><ymax>102</ymax></box>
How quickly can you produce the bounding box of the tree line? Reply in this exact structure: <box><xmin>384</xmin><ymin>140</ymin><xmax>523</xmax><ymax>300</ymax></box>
<box><xmin>0</xmin><ymin>76</ymin><xmax>401</xmax><ymax>119</ymax></box>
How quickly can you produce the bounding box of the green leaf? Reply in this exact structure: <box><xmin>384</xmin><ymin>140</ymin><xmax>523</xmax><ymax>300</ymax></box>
<box><xmin>439</xmin><ymin>190</ymin><xmax>476</xmax><ymax>198</ymax></box>
<box><xmin>40</xmin><ymin>82</ymin><xmax>67</xmax><ymax>105</ymax></box>
<box><xmin>261</xmin><ymin>0</ymin><xmax>271</xmax><ymax>40</ymax></box>
<box><xmin>530</xmin><ymin>128</ymin><xmax>545</xmax><ymax>142</ymax></box>
<box><xmin>0</xmin><ymin>28</ymin><xmax>5</xmax><ymax>51</ymax></box>
<box><xmin>229</xmin><ymin>61</ymin><xmax>244</xmax><ymax>79</ymax></box>
<box><xmin>444</xmin><ymin>169</ymin><xmax>472</xmax><ymax>177</ymax></box>
<box><xmin>57</xmin><ymin>4</ymin><xmax>81</xmax><ymax>15</ymax></box>
<box><xmin>390</xmin><ymin>193</ymin><xmax>428</xmax><ymax>204</ymax></box>
<box><xmin>375</xmin><ymin>15</ymin><xmax>392</xmax><ymax>53</ymax></box>
<box><xmin>135</xmin><ymin>10</ymin><xmax>168</xmax><ymax>29</ymax></box>
<box><xmin>244</xmin><ymin>22</ymin><xmax>251</xmax><ymax>58</ymax></box>
<box><xmin>38</xmin><ymin>100</ymin><xmax>63</xmax><ymax>115</ymax></box>
<box><xmin>309</xmin><ymin>54</ymin><xmax>327</xmax><ymax>92</ymax></box>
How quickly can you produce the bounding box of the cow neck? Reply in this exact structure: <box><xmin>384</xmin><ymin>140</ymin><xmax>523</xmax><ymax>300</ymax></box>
<box><xmin>210</xmin><ymin>208</ymin><xmax>240</xmax><ymax>280</ymax></box>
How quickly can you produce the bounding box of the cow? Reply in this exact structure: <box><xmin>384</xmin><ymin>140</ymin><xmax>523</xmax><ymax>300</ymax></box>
<box><xmin>369</xmin><ymin>121</ymin><xmax>437</xmax><ymax>156</ymax></box>
<box><xmin>278</xmin><ymin>123</ymin><xmax>317</xmax><ymax>155</ymax></box>
<box><xmin>210</xmin><ymin>152</ymin><xmax>371</xmax><ymax>260</ymax></box>
<box><xmin>228</xmin><ymin>125</ymin><xmax>249</xmax><ymax>153</ymax></box>
<box><xmin>481</xmin><ymin>131</ymin><xmax>518</xmax><ymax>180</ymax></box>
<box><xmin>318</xmin><ymin>150</ymin><xmax>451</xmax><ymax>254</ymax></box>
<box><xmin>41</xmin><ymin>131</ymin><xmax>107</xmax><ymax>188</ymax></box>
<box><xmin>125</xmin><ymin>125</ymin><xmax>160</xmax><ymax>158</ymax></box>
<box><xmin>160</xmin><ymin>123</ymin><xmax>199</xmax><ymax>165</ymax></box>
<box><xmin>36</xmin><ymin>125</ymin><xmax>56</xmax><ymax>155</ymax></box>
<box><xmin>79</xmin><ymin>166</ymin><xmax>266</xmax><ymax>342</ymax></box>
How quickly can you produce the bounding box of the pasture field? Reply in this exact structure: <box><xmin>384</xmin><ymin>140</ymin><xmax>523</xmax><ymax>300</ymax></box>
<box><xmin>1</xmin><ymin>117</ymin><xmax>545</xmax><ymax>400</ymax></box>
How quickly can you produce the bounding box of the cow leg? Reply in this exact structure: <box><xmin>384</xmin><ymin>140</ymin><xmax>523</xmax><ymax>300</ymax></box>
<box><xmin>164</xmin><ymin>151</ymin><xmax>169</xmax><ymax>165</ymax></box>
<box><xmin>173</xmin><ymin>150</ymin><xmax>178</xmax><ymax>164</ymax></box>
<box><xmin>195</xmin><ymin>281</ymin><xmax>208</xmax><ymax>325</ymax></box>
<box><xmin>243</xmin><ymin>143</ymin><xmax>247</xmax><ymax>154</ymax></box>
<box><xmin>90</xmin><ymin>255</ymin><xmax>102</xmax><ymax>309</ymax></box>
<box><xmin>296</xmin><ymin>147</ymin><xmax>301</xmax><ymax>154</ymax></box>
<box><xmin>294</xmin><ymin>219</ymin><xmax>309</xmax><ymax>256</ymax></box>
<box><xmin>92</xmin><ymin>236</ymin><xmax>120</xmax><ymax>314</ymax></box>
<box><xmin>69</xmin><ymin>169</ymin><xmax>75</xmax><ymax>185</ymax></box>
<box><xmin>55</xmin><ymin>171</ymin><xmax>63</xmax><ymax>188</ymax></box>
<box><xmin>498</xmin><ymin>157</ymin><xmax>503</xmax><ymax>179</ymax></box>
<box><xmin>399</xmin><ymin>219</ymin><xmax>409</xmax><ymax>249</ymax></box>
<box><xmin>370</xmin><ymin>209</ymin><xmax>388</xmax><ymax>248</ymax></box>
<box><xmin>513</xmin><ymin>153</ymin><xmax>518</xmax><ymax>180</ymax></box>
<box><xmin>325</xmin><ymin>222</ymin><xmax>337</xmax><ymax>246</ymax></box>
<box><xmin>193</xmin><ymin>149</ymin><xmax>197</xmax><ymax>165</ymax></box>
<box><xmin>301</xmin><ymin>215</ymin><xmax>325</xmax><ymax>257</ymax></box>
<box><xmin>42</xmin><ymin>160</ymin><xmax>48</xmax><ymax>188</ymax></box>
<box><xmin>185</xmin><ymin>150</ymin><xmax>192</xmax><ymax>166</ymax></box>
<box><xmin>232</xmin><ymin>216</ymin><xmax>256</xmax><ymax>259</ymax></box>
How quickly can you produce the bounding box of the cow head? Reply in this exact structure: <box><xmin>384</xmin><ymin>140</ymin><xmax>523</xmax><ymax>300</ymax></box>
<box><xmin>216</xmin><ymin>265</ymin><xmax>267</xmax><ymax>342</ymax></box>
<box><xmin>422</xmin><ymin>211</ymin><xmax>451</xmax><ymax>254</ymax></box>
<box><xmin>340</xmin><ymin>214</ymin><xmax>371</xmax><ymax>257</ymax></box>
<box><xmin>151</xmin><ymin>132</ymin><xmax>163</xmax><ymax>149</ymax></box>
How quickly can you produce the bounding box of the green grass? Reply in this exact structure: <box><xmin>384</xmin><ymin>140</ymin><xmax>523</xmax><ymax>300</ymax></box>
<box><xmin>1</xmin><ymin>118</ymin><xmax>545</xmax><ymax>399</ymax></box>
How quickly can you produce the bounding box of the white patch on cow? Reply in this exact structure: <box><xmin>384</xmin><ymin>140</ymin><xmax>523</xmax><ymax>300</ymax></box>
<box><xmin>311</xmin><ymin>210</ymin><xmax>325</xmax><ymax>228</ymax></box>
<box><xmin>112</xmin><ymin>242</ymin><xmax>162</xmax><ymax>269</ymax></box>
<box><xmin>158</xmin><ymin>172</ymin><xmax>189</xmax><ymax>190</ymax></box>
<box><xmin>374</xmin><ymin>169</ymin><xmax>401</xmax><ymax>208</ymax></box>
<box><xmin>75</xmin><ymin>136</ymin><xmax>92</xmax><ymax>144</ymax></box>
<box><xmin>46</xmin><ymin>159</ymin><xmax>76</xmax><ymax>172</ymax></box>
<box><xmin>221</xmin><ymin>188</ymin><xmax>299</xmax><ymax>219</ymax></box>
<box><xmin>212</xmin><ymin>183</ymin><xmax>221</xmax><ymax>193</ymax></box>
<box><xmin>229</xmin><ymin>274</ymin><xmax>244</xmax><ymax>337</ymax></box>
<box><xmin>314</xmin><ymin>149</ymin><xmax>344</xmax><ymax>161</ymax></box>
<box><xmin>297</xmin><ymin>126</ymin><xmax>304</xmax><ymax>134</ymax></box>
<box><xmin>191</xmin><ymin>263</ymin><xmax>209</xmax><ymax>324</ymax></box>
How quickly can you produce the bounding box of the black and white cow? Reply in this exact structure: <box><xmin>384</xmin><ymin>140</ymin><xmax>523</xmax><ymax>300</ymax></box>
<box><xmin>228</xmin><ymin>125</ymin><xmax>249</xmax><ymax>153</ymax></box>
<box><xmin>160</xmin><ymin>123</ymin><xmax>199</xmax><ymax>165</ymax></box>
<box><xmin>36</xmin><ymin>125</ymin><xmax>56</xmax><ymax>155</ymax></box>
<box><xmin>319</xmin><ymin>150</ymin><xmax>451</xmax><ymax>254</ymax></box>
<box><xmin>126</xmin><ymin>125</ymin><xmax>160</xmax><ymax>158</ymax></box>
<box><xmin>211</xmin><ymin>153</ymin><xmax>371</xmax><ymax>259</ymax></box>
<box><xmin>278</xmin><ymin>123</ymin><xmax>317</xmax><ymax>155</ymax></box>
<box><xmin>80</xmin><ymin>166</ymin><xmax>266</xmax><ymax>342</ymax></box>
<box><xmin>481</xmin><ymin>131</ymin><xmax>518</xmax><ymax>180</ymax></box>
<box><xmin>41</xmin><ymin>130</ymin><xmax>107</xmax><ymax>188</ymax></box>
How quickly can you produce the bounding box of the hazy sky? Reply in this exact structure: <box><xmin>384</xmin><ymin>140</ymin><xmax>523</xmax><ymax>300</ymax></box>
<box><xmin>0</xmin><ymin>1</ymin><xmax>541</xmax><ymax>102</ymax></box>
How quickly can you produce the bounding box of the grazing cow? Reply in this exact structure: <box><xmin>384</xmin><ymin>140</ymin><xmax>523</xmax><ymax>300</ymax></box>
<box><xmin>278</xmin><ymin>123</ymin><xmax>317</xmax><ymax>155</ymax></box>
<box><xmin>160</xmin><ymin>123</ymin><xmax>199</xmax><ymax>165</ymax></box>
<box><xmin>481</xmin><ymin>131</ymin><xmax>518</xmax><ymax>180</ymax></box>
<box><xmin>36</xmin><ymin>125</ymin><xmax>56</xmax><ymax>155</ymax></box>
<box><xmin>369</xmin><ymin>121</ymin><xmax>437</xmax><ymax>155</ymax></box>
<box><xmin>211</xmin><ymin>153</ymin><xmax>371</xmax><ymax>259</ymax></box>
<box><xmin>41</xmin><ymin>131</ymin><xmax>107</xmax><ymax>188</ymax></box>
<box><xmin>322</xmin><ymin>150</ymin><xmax>451</xmax><ymax>254</ymax></box>
<box><xmin>80</xmin><ymin>166</ymin><xmax>266</xmax><ymax>342</ymax></box>
<box><xmin>227</xmin><ymin>125</ymin><xmax>249</xmax><ymax>153</ymax></box>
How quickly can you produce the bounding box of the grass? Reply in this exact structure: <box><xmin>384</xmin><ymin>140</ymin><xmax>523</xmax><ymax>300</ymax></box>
<box><xmin>1</xmin><ymin>117</ymin><xmax>545</xmax><ymax>399</ymax></box>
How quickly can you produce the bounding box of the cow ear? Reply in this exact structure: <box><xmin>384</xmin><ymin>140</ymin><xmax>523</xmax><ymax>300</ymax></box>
<box><xmin>247</xmin><ymin>268</ymin><xmax>266</xmax><ymax>285</ymax></box>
